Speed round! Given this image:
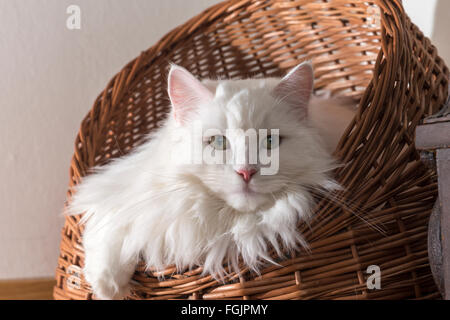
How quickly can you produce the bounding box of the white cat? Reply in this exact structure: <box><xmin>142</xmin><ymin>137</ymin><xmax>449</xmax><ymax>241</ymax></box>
<box><xmin>67</xmin><ymin>61</ymin><xmax>355</xmax><ymax>299</ymax></box>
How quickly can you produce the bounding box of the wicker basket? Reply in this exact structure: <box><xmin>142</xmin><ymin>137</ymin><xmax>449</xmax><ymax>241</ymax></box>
<box><xmin>54</xmin><ymin>0</ymin><xmax>449</xmax><ymax>300</ymax></box>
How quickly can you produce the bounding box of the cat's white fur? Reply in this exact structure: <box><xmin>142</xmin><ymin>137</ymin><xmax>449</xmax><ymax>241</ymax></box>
<box><xmin>67</xmin><ymin>62</ymin><xmax>355</xmax><ymax>299</ymax></box>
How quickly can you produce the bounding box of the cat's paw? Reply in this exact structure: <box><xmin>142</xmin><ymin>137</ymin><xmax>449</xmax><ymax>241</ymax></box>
<box><xmin>84</xmin><ymin>268</ymin><xmax>130</xmax><ymax>300</ymax></box>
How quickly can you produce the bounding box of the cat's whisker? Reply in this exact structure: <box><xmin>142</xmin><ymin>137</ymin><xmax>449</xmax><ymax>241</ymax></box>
<box><xmin>261</xmin><ymin>173</ymin><xmax>387</xmax><ymax>236</ymax></box>
<box><xmin>297</xmin><ymin>185</ymin><xmax>387</xmax><ymax>236</ymax></box>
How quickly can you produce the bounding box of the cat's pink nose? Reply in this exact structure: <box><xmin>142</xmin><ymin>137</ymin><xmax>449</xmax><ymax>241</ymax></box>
<box><xmin>236</xmin><ymin>168</ymin><xmax>257</xmax><ymax>183</ymax></box>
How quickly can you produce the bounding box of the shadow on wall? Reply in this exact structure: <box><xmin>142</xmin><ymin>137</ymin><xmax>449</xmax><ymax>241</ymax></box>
<box><xmin>432</xmin><ymin>0</ymin><xmax>450</xmax><ymax>66</ymax></box>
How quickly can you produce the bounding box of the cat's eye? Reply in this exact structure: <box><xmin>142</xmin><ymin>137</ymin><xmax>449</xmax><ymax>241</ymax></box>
<box><xmin>262</xmin><ymin>135</ymin><xmax>280</xmax><ymax>149</ymax></box>
<box><xmin>209</xmin><ymin>135</ymin><xmax>229</xmax><ymax>150</ymax></box>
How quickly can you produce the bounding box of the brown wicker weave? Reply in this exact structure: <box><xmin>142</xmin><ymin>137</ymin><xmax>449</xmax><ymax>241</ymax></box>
<box><xmin>54</xmin><ymin>0</ymin><xmax>449</xmax><ymax>300</ymax></box>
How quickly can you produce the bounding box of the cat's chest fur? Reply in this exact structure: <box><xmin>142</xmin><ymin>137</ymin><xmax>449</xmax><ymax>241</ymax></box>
<box><xmin>128</xmin><ymin>166</ymin><xmax>308</xmax><ymax>275</ymax></box>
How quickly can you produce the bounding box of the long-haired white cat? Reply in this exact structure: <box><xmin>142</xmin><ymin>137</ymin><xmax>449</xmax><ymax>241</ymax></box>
<box><xmin>68</xmin><ymin>61</ymin><xmax>356</xmax><ymax>299</ymax></box>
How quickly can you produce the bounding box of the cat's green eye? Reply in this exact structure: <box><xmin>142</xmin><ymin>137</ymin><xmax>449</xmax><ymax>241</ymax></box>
<box><xmin>209</xmin><ymin>135</ymin><xmax>228</xmax><ymax>150</ymax></box>
<box><xmin>262</xmin><ymin>135</ymin><xmax>280</xmax><ymax>149</ymax></box>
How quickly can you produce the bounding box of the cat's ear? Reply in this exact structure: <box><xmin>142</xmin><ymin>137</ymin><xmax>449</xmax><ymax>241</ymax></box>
<box><xmin>272</xmin><ymin>61</ymin><xmax>314</xmax><ymax>119</ymax></box>
<box><xmin>168</xmin><ymin>64</ymin><xmax>214</xmax><ymax>124</ymax></box>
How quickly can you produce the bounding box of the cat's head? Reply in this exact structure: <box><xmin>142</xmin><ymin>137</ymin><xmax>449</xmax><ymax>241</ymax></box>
<box><xmin>166</xmin><ymin>62</ymin><xmax>336</xmax><ymax>213</ymax></box>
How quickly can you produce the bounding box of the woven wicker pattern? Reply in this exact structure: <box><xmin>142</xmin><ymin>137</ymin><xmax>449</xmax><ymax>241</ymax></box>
<box><xmin>54</xmin><ymin>0</ymin><xmax>449</xmax><ymax>300</ymax></box>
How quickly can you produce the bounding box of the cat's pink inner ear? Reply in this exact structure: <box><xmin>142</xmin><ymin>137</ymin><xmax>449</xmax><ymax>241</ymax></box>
<box><xmin>168</xmin><ymin>65</ymin><xmax>214</xmax><ymax>124</ymax></box>
<box><xmin>273</xmin><ymin>61</ymin><xmax>314</xmax><ymax>118</ymax></box>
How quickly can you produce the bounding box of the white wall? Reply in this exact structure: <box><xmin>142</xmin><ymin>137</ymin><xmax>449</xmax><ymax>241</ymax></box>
<box><xmin>403</xmin><ymin>0</ymin><xmax>450</xmax><ymax>65</ymax></box>
<box><xmin>403</xmin><ymin>0</ymin><xmax>438</xmax><ymax>37</ymax></box>
<box><xmin>0</xmin><ymin>0</ymin><xmax>448</xmax><ymax>279</ymax></box>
